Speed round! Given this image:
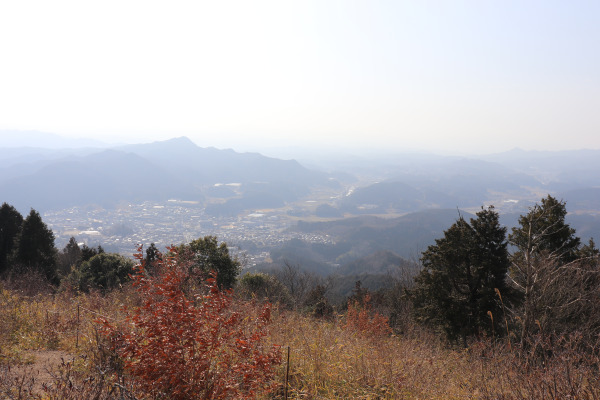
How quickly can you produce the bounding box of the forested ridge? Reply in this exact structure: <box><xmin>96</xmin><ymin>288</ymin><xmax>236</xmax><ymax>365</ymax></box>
<box><xmin>1</xmin><ymin>196</ymin><xmax>600</xmax><ymax>399</ymax></box>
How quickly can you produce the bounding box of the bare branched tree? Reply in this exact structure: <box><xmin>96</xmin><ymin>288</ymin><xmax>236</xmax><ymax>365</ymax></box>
<box><xmin>274</xmin><ymin>261</ymin><xmax>323</xmax><ymax>309</ymax></box>
<box><xmin>508</xmin><ymin>196</ymin><xmax>600</xmax><ymax>349</ymax></box>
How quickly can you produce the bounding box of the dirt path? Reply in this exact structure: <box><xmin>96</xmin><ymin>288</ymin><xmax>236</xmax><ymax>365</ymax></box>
<box><xmin>9</xmin><ymin>350</ymin><xmax>74</xmax><ymax>394</ymax></box>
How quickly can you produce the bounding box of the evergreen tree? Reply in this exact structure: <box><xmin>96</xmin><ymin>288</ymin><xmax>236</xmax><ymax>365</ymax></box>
<box><xmin>411</xmin><ymin>207</ymin><xmax>510</xmax><ymax>345</ymax></box>
<box><xmin>81</xmin><ymin>244</ymin><xmax>105</xmax><ymax>263</ymax></box>
<box><xmin>508</xmin><ymin>196</ymin><xmax>589</xmax><ymax>344</ymax></box>
<box><xmin>57</xmin><ymin>237</ymin><xmax>83</xmax><ymax>278</ymax></box>
<box><xmin>509</xmin><ymin>195</ymin><xmax>580</xmax><ymax>264</ymax></box>
<box><xmin>0</xmin><ymin>203</ymin><xmax>23</xmax><ymax>275</ymax></box>
<box><xmin>11</xmin><ymin>209</ymin><xmax>58</xmax><ymax>282</ymax></box>
<box><xmin>579</xmin><ymin>238</ymin><xmax>600</xmax><ymax>265</ymax></box>
<box><xmin>176</xmin><ymin>236</ymin><xmax>240</xmax><ymax>289</ymax></box>
<box><xmin>144</xmin><ymin>242</ymin><xmax>162</xmax><ymax>274</ymax></box>
<box><xmin>73</xmin><ymin>252</ymin><xmax>134</xmax><ymax>293</ymax></box>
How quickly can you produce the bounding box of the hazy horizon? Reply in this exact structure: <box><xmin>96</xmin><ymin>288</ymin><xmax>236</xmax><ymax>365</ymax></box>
<box><xmin>1</xmin><ymin>1</ymin><xmax>599</xmax><ymax>154</ymax></box>
<box><xmin>4</xmin><ymin>130</ymin><xmax>600</xmax><ymax>161</ymax></box>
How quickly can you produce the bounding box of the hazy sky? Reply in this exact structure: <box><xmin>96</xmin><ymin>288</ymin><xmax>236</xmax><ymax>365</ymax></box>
<box><xmin>1</xmin><ymin>1</ymin><xmax>599</xmax><ymax>154</ymax></box>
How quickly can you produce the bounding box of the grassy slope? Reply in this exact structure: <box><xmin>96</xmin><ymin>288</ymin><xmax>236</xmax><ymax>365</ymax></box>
<box><xmin>1</xmin><ymin>277</ymin><xmax>599</xmax><ymax>399</ymax></box>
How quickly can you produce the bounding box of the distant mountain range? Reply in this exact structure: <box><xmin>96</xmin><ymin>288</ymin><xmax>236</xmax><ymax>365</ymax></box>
<box><xmin>3</xmin><ymin>132</ymin><xmax>600</xmax><ymax>298</ymax></box>
<box><xmin>0</xmin><ymin>149</ymin><xmax>192</xmax><ymax>211</ymax></box>
<box><xmin>318</xmin><ymin>150</ymin><xmax>600</xmax><ymax>216</ymax></box>
<box><xmin>3</xmin><ymin>133</ymin><xmax>600</xmax><ymax>215</ymax></box>
<box><xmin>0</xmin><ymin>136</ymin><xmax>335</xmax><ymax>213</ymax></box>
<box><xmin>2</xmin><ymin>133</ymin><xmax>599</xmax><ymax>217</ymax></box>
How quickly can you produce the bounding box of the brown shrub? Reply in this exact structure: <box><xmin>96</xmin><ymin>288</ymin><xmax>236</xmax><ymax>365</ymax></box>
<box><xmin>98</xmin><ymin>248</ymin><xmax>282</xmax><ymax>400</ymax></box>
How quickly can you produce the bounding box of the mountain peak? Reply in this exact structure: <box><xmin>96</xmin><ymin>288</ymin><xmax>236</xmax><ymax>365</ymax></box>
<box><xmin>117</xmin><ymin>136</ymin><xmax>199</xmax><ymax>154</ymax></box>
<box><xmin>157</xmin><ymin>136</ymin><xmax>198</xmax><ymax>147</ymax></box>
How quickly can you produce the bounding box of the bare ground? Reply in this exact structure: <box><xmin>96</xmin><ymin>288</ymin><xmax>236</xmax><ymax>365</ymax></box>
<box><xmin>5</xmin><ymin>350</ymin><xmax>74</xmax><ymax>395</ymax></box>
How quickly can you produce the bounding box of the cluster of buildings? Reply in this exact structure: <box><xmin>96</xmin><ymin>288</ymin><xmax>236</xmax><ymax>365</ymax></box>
<box><xmin>43</xmin><ymin>200</ymin><xmax>333</xmax><ymax>267</ymax></box>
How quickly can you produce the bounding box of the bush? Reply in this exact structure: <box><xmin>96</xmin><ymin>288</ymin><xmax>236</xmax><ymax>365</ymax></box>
<box><xmin>344</xmin><ymin>293</ymin><xmax>392</xmax><ymax>339</ymax></box>
<box><xmin>69</xmin><ymin>253</ymin><xmax>134</xmax><ymax>293</ymax></box>
<box><xmin>237</xmin><ymin>272</ymin><xmax>292</xmax><ymax>306</ymax></box>
<box><xmin>175</xmin><ymin>236</ymin><xmax>240</xmax><ymax>290</ymax></box>
<box><xmin>98</xmin><ymin>249</ymin><xmax>282</xmax><ymax>400</ymax></box>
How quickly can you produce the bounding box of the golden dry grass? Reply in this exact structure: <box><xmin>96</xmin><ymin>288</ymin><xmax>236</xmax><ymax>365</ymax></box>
<box><xmin>1</xmin><ymin>278</ymin><xmax>599</xmax><ymax>399</ymax></box>
<box><xmin>270</xmin><ymin>309</ymin><xmax>480</xmax><ymax>399</ymax></box>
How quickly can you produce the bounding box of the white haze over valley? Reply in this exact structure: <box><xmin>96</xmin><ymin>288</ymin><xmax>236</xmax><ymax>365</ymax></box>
<box><xmin>1</xmin><ymin>1</ymin><xmax>599</xmax><ymax>155</ymax></box>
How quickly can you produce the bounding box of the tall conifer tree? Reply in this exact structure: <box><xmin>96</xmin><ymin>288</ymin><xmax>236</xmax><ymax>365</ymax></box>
<box><xmin>0</xmin><ymin>203</ymin><xmax>23</xmax><ymax>275</ymax></box>
<box><xmin>12</xmin><ymin>209</ymin><xmax>58</xmax><ymax>282</ymax></box>
<box><xmin>412</xmin><ymin>206</ymin><xmax>510</xmax><ymax>345</ymax></box>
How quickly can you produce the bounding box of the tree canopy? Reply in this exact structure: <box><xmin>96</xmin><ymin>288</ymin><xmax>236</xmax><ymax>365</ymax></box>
<box><xmin>72</xmin><ymin>252</ymin><xmax>135</xmax><ymax>293</ymax></box>
<box><xmin>411</xmin><ymin>207</ymin><xmax>510</xmax><ymax>344</ymax></box>
<box><xmin>57</xmin><ymin>237</ymin><xmax>83</xmax><ymax>278</ymax></box>
<box><xmin>11</xmin><ymin>209</ymin><xmax>57</xmax><ymax>283</ymax></box>
<box><xmin>509</xmin><ymin>195</ymin><xmax>580</xmax><ymax>264</ymax></box>
<box><xmin>0</xmin><ymin>203</ymin><xmax>23</xmax><ymax>275</ymax></box>
<box><xmin>176</xmin><ymin>236</ymin><xmax>240</xmax><ymax>289</ymax></box>
<box><xmin>81</xmin><ymin>244</ymin><xmax>105</xmax><ymax>263</ymax></box>
<box><xmin>144</xmin><ymin>242</ymin><xmax>162</xmax><ymax>274</ymax></box>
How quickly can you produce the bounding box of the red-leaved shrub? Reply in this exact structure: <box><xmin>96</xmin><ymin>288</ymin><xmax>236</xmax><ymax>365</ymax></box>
<box><xmin>98</xmin><ymin>248</ymin><xmax>281</xmax><ymax>400</ymax></box>
<box><xmin>344</xmin><ymin>293</ymin><xmax>392</xmax><ymax>339</ymax></box>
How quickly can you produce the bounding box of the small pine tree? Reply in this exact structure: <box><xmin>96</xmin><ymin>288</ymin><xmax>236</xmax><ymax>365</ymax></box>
<box><xmin>0</xmin><ymin>203</ymin><xmax>23</xmax><ymax>275</ymax></box>
<box><xmin>144</xmin><ymin>242</ymin><xmax>162</xmax><ymax>274</ymax></box>
<box><xmin>11</xmin><ymin>209</ymin><xmax>58</xmax><ymax>283</ymax></box>
<box><xmin>57</xmin><ymin>237</ymin><xmax>83</xmax><ymax>278</ymax></box>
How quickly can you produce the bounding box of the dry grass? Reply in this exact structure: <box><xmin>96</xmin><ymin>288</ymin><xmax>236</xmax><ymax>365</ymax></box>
<box><xmin>271</xmin><ymin>310</ymin><xmax>479</xmax><ymax>399</ymax></box>
<box><xmin>1</xmin><ymin>276</ymin><xmax>600</xmax><ymax>399</ymax></box>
